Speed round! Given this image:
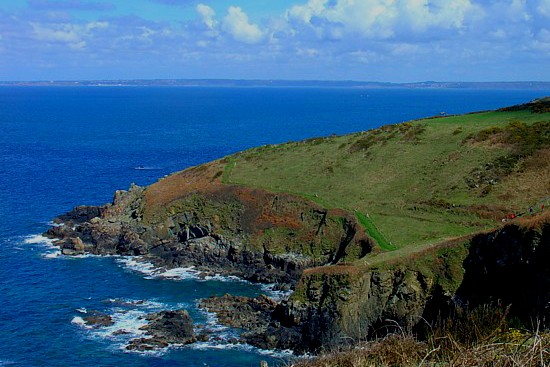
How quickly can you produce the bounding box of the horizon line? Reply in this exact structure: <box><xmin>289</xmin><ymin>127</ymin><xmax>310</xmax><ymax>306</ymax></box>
<box><xmin>1</xmin><ymin>78</ymin><xmax>550</xmax><ymax>84</ymax></box>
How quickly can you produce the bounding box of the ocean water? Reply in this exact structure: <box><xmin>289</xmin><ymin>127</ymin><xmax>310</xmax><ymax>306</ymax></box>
<box><xmin>0</xmin><ymin>87</ymin><xmax>548</xmax><ymax>367</ymax></box>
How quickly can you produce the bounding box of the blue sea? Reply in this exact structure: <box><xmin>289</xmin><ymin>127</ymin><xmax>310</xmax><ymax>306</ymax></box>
<box><xmin>0</xmin><ymin>87</ymin><xmax>548</xmax><ymax>367</ymax></box>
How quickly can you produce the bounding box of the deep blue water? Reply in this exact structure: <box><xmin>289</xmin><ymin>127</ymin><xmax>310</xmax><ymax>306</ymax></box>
<box><xmin>0</xmin><ymin>87</ymin><xmax>548</xmax><ymax>367</ymax></box>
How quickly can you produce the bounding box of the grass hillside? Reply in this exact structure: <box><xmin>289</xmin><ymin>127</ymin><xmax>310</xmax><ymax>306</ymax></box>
<box><xmin>219</xmin><ymin>98</ymin><xmax>549</xmax><ymax>256</ymax></box>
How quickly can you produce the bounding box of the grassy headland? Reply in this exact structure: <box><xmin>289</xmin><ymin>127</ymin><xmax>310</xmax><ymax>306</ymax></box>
<box><xmin>53</xmin><ymin>98</ymin><xmax>549</xmax><ymax>360</ymax></box>
<box><xmin>221</xmin><ymin>98</ymin><xmax>549</xmax><ymax>258</ymax></box>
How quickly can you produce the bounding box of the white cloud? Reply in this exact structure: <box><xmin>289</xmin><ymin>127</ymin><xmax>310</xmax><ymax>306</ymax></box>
<box><xmin>286</xmin><ymin>0</ymin><xmax>478</xmax><ymax>39</ymax></box>
<box><xmin>287</xmin><ymin>0</ymin><xmax>326</xmax><ymax>23</ymax></box>
<box><xmin>530</xmin><ymin>28</ymin><xmax>550</xmax><ymax>51</ymax></box>
<box><xmin>401</xmin><ymin>0</ymin><xmax>479</xmax><ymax>30</ymax></box>
<box><xmin>222</xmin><ymin>6</ymin><xmax>263</xmax><ymax>44</ymax></box>
<box><xmin>31</xmin><ymin>21</ymin><xmax>108</xmax><ymax>49</ymax></box>
<box><xmin>197</xmin><ymin>3</ymin><xmax>216</xmax><ymax>29</ymax></box>
<box><xmin>390</xmin><ymin>42</ymin><xmax>420</xmax><ymax>56</ymax></box>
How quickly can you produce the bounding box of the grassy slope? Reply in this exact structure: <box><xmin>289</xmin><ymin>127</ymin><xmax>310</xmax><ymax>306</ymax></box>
<box><xmin>220</xmin><ymin>106</ymin><xmax>549</xmax><ymax>259</ymax></box>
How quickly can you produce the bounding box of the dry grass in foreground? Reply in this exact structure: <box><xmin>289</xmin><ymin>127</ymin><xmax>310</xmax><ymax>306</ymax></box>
<box><xmin>291</xmin><ymin>331</ymin><xmax>549</xmax><ymax>367</ymax></box>
<box><xmin>291</xmin><ymin>305</ymin><xmax>549</xmax><ymax>367</ymax></box>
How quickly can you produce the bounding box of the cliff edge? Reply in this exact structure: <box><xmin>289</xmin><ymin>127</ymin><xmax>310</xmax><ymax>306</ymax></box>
<box><xmin>46</xmin><ymin>98</ymin><xmax>550</xmax><ymax>353</ymax></box>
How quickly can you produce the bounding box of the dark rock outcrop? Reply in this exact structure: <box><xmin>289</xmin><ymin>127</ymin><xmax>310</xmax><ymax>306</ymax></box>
<box><xmin>83</xmin><ymin>311</ymin><xmax>114</xmax><ymax>328</ymax></box>
<box><xmin>456</xmin><ymin>220</ymin><xmax>550</xmax><ymax>324</ymax></box>
<box><xmin>199</xmin><ymin>294</ymin><xmax>301</xmax><ymax>350</ymax></box>
<box><xmin>126</xmin><ymin>310</ymin><xmax>195</xmax><ymax>351</ymax></box>
<box><xmin>264</xmin><ymin>218</ymin><xmax>550</xmax><ymax>353</ymax></box>
<box><xmin>46</xmin><ymin>177</ymin><xmax>549</xmax><ymax>354</ymax></box>
<box><xmin>45</xmin><ymin>181</ymin><xmax>372</xmax><ymax>291</ymax></box>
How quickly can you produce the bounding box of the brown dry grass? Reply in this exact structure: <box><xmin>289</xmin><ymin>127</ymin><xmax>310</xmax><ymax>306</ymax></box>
<box><xmin>143</xmin><ymin>161</ymin><xmax>226</xmax><ymax>217</ymax></box>
<box><xmin>290</xmin><ymin>328</ymin><xmax>549</xmax><ymax>367</ymax></box>
<box><xmin>292</xmin><ymin>334</ymin><xmax>427</xmax><ymax>367</ymax></box>
<box><xmin>290</xmin><ymin>302</ymin><xmax>550</xmax><ymax>367</ymax></box>
<box><xmin>493</xmin><ymin>148</ymin><xmax>550</xmax><ymax>209</ymax></box>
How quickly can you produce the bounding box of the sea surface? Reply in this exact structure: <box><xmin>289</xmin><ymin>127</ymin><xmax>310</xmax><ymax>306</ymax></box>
<box><xmin>0</xmin><ymin>87</ymin><xmax>548</xmax><ymax>367</ymax></box>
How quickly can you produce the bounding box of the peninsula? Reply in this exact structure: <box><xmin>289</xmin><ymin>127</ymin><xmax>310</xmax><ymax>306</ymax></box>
<box><xmin>46</xmin><ymin>98</ymin><xmax>549</xmax><ymax>360</ymax></box>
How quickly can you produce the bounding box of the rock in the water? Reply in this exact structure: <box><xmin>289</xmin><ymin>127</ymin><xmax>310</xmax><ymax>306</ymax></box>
<box><xmin>199</xmin><ymin>294</ymin><xmax>301</xmax><ymax>350</ymax></box>
<box><xmin>83</xmin><ymin>312</ymin><xmax>114</xmax><ymax>327</ymax></box>
<box><xmin>199</xmin><ymin>294</ymin><xmax>277</xmax><ymax>330</ymax></box>
<box><xmin>126</xmin><ymin>309</ymin><xmax>195</xmax><ymax>351</ymax></box>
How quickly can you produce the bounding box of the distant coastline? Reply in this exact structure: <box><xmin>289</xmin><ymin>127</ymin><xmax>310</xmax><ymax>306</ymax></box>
<box><xmin>1</xmin><ymin>79</ymin><xmax>549</xmax><ymax>90</ymax></box>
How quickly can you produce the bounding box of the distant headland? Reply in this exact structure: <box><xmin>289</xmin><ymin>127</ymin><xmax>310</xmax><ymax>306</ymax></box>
<box><xmin>1</xmin><ymin>79</ymin><xmax>550</xmax><ymax>89</ymax></box>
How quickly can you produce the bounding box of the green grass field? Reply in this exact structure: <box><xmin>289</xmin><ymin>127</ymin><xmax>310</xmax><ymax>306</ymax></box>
<box><xmin>221</xmin><ymin>101</ymin><xmax>549</xmax><ymax>254</ymax></box>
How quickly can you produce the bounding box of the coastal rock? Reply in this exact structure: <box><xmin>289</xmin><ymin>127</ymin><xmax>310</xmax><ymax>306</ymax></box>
<box><xmin>54</xmin><ymin>205</ymin><xmax>104</xmax><ymax>224</ymax></box>
<box><xmin>199</xmin><ymin>294</ymin><xmax>277</xmax><ymax>330</ymax></box>
<box><xmin>126</xmin><ymin>309</ymin><xmax>196</xmax><ymax>351</ymax></box>
<box><xmin>199</xmin><ymin>294</ymin><xmax>302</xmax><ymax>350</ymax></box>
<box><xmin>273</xmin><ymin>218</ymin><xmax>550</xmax><ymax>353</ymax></box>
<box><xmin>45</xmin><ymin>171</ymin><xmax>373</xmax><ymax>285</ymax></box>
<box><xmin>45</xmin><ymin>158</ymin><xmax>550</xmax><ymax>354</ymax></box>
<box><xmin>61</xmin><ymin>237</ymin><xmax>86</xmax><ymax>255</ymax></box>
<box><xmin>83</xmin><ymin>311</ymin><xmax>114</xmax><ymax>327</ymax></box>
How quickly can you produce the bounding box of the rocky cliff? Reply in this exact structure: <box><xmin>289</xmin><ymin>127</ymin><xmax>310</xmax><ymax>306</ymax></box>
<box><xmin>45</xmin><ymin>100</ymin><xmax>549</xmax><ymax>353</ymax></box>
<box><xmin>46</xmin><ymin>180</ymin><xmax>549</xmax><ymax>353</ymax></box>
<box><xmin>263</xmin><ymin>214</ymin><xmax>549</xmax><ymax>352</ymax></box>
<box><xmin>46</xmin><ymin>162</ymin><xmax>372</xmax><ymax>289</ymax></box>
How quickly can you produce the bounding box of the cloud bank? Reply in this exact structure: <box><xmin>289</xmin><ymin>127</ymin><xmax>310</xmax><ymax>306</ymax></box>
<box><xmin>0</xmin><ymin>0</ymin><xmax>548</xmax><ymax>81</ymax></box>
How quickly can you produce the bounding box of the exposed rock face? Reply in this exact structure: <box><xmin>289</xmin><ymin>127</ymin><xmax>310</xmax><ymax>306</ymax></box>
<box><xmin>456</xmin><ymin>219</ymin><xmax>550</xmax><ymax>322</ymax></box>
<box><xmin>199</xmin><ymin>294</ymin><xmax>301</xmax><ymax>350</ymax></box>
<box><xmin>274</xmin><ymin>267</ymin><xmax>436</xmax><ymax>352</ymax></box>
<box><xmin>45</xmin><ymin>170</ymin><xmax>549</xmax><ymax>354</ymax></box>
<box><xmin>127</xmin><ymin>310</ymin><xmax>195</xmax><ymax>351</ymax></box>
<box><xmin>45</xmin><ymin>176</ymin><xmax>373</xmax><ymax>289</ymax></box>
<box><xmin>83</xmin><ymin>311</ymin><xmax>114</xmax><ymax>327</ymax></box>
<box><xmin>264</xmin><ymin>217</ymin><xmax>550</xmax><ymax>353</ymax></box>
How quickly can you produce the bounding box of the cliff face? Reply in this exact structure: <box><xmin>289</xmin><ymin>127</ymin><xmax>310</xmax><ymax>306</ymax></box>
<box><xmin>46</xmin><ymin>165</ymin><xmax>372</xmax><ymax>287</ymax></box>
<box><xmin>457</xmin><ymin>217</ymin><xmax>550</xmax><ymax>320</ymax></box>
<box><xmin>271</xmin><ymin>215</ymin><xmax>549</xmax><ymax>352</ymax></box>
<box><xmin>47</xmin><ymin>181</ymin><xmax>550</xmax><ymax>353</ymax></box>
<box><xmin>45</xmin><ymin>101</ymin><xmax>549</xmax><ymax>353</ymax></box>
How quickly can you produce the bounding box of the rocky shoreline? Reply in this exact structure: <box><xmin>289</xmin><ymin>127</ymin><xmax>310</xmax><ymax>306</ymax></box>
<box><xmin>44</xmin><ymin>186</ymin><xmax>310</xmax><ymax>353</ymax></box>
<box><xmin>45</xmin><ymin>195</ymin><xmax>310</xmax><ymax>290</ymax></box>
<box><xmin>46</xmin><ymin>178</ymin><xmax>550</xmax><ymax>355</ymax></box>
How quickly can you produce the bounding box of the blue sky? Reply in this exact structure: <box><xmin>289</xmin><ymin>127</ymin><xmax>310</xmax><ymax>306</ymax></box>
<box><xmin>0</xmin><ymin>0</ymin><xmax>548</xmax><ymax>81</ymax></box>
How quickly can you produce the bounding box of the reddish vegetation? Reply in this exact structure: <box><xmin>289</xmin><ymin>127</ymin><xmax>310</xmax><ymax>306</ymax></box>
<box><xmin>144</xmin><ymin>161</ymin><xmax>226</xmax><ymax>216</ymax></box>
<box><xmin>233</xmin><ymin>188</ymin><xmax>306</xmax><ymax>232</ymax></box>
<box><xmin>514</xmin><ymin>209</ymin><xmax>550</xmax><ymax>229</ymax></box>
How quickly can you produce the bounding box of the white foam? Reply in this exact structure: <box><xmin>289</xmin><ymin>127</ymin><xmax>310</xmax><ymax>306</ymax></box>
<box><xmin>158</xmin><ymin>266</ymin><xmax>199</xmax><ymax>280</ymax></box>
<box><xmin>189</xmin><ymin>340</ymin><xmax>294</xmax><ymax>358</ymax></box>
<box><xmin>105</xmin><ymin>298</ymin><xmax>171</xmax><ymax>311</ymax></box>
<box><xmin>261</xmin><ymin>283</ymin><xmax>293</xmax><ymax>301</ymax></box>
<box><xmin>116</xmin><ymin>257</ymin><xmax>201</xmax><ymax>281</ymax></box>
<box><xmin>71</xmin><ymin>316</ymin><xmax>92</xmax><ymax>329</ymax></box>
<box><xmin>202</xmin><ymin>274</ymin><xmax>243</xmax><ymax>282</ymax></box>
<box><xmin>116</xmin><ymin>257</ymin><xmax>292</xmax><ymax>302</ymax></box>
<box><xmin>43</xmin><ymin>251</ymin><xmax>61</xmax><ymax>259</ymax></box>
<box><xmin>198</xmin><ymin>307</ymin><xmax>230</xmax><ymax>334</ymax></box>
<box><xmin>22</xmin><ymin>234</ymin><xmax>62</xmax><ymax>259</ymax></box>
<box><xmin>101</xmin><ymin>309</ymin><xmax>149</xmax><ymax>338</ymax></box>
<box><xmin>23</xmin><ymin>234</ymin><xmax>55</xmax><ymax>246</ymax></box>
<box><xmin>72</xmin><ymin>297</ymin><xmax>193</xmax><ymax>355</ymax></box>
<box><xmin>116</xmin><ymin>257</ymin><xmax>160</xmax><ymax>278</ymax></box>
